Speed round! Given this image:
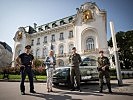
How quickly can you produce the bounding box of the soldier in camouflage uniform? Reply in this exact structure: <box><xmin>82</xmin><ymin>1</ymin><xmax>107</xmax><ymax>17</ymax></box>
<box><xmin>69</xmin><ymin>47</ymin><xmax>82</xmax><ymax>92</ymax></box>
<box><xmin>97</xmin><ymin>50</ymin><xmax>112</xmax><ymax>93</ymax></box>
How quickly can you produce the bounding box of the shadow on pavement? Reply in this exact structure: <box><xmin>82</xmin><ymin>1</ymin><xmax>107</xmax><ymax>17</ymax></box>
<box><xmin>59</xmin><ymin>91</ymin><xmax>104</xmax><ymax>96</ymax></box>
<box><xmin>53</xmin><ymin>82</ymin><xmax>133</xmax><ymax>96</ymax></box>
<box><xmin>25</xmin><ymin>92</ymin><xmax>81</xmax><ymax>100</ymax></box>
<box><xmin>103</xmin><ymin>92</ymin><xmax>133</xmax><ymax>96</ymax></box>
<box><xmin>23</xmin><ymin>81</ymin><xmax>133</xmax><ymax>99</ymax></box>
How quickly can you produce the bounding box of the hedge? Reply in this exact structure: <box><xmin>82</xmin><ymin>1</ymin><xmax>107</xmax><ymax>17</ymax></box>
<box><xmin>0</xmin><ymin>66</ymin><xmax>46</xmax><ymax>75</ymax></box>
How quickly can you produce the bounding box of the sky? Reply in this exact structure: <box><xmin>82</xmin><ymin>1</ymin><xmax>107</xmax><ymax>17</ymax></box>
<box><xmin>0</xmin><ymin>0</ymin><xmax>133</xmax><ymax>50</ymax></box>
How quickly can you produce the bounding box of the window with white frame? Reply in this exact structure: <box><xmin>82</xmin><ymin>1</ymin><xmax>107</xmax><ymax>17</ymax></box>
<box><xmin>59</xmin><ymin>33</ymin><xmax>64</xmax><ymax>40</ymax></box>
<box><xmin>52</xmin><ymin>23</ymin><xmax>57</xmax><ymax>28</ymax></box>
<box><xmin>44</xmin><ymin>36</ymin><xmax>47</xmax><ymax>43</ymax></box>
<box><xmin>45</xmin><ymin>25</ymin><xmax>50</xmax><ymax>30</ymax></box>
<box><xmin>68</xmin><ymin>17</ymin><xmax>73</xmax><ymax>23</ymax></box>
<box><xmin>31</xmin><ymin>39</ymin><xmax>34</xmax><ymax>46</ymax></box>
<box><xmin>69</xmin><ymin>44</ymin><xmax>74</xmax><ymax>53</ymax></box>
<box><xmin>59</xmin><ymin>60</ymin><xmax>64</xmax><ymax>66</ymax></box>
<box><xmin>60</xmin><ymin>20</ymin><xmax>65</xmax><ymax>25</ymax></box>
<box><xmin>52</xmin><ymin>45</ymin><xmax>55</xmax><ymax>52</ymax></box>
<box><xmin>68</xmin><ymin>31</ymin><xmax>73</xmax><ymax>38</ymax></box>
<box><xmin>43</xmin><ymin>47</ymin><xmax>48</xmax><ymax>58</ymax></box>
<box><xmin>36</xmin><ymin>48</ymin><xmax>40</xmax><ymax>58</ymax></box>
<box><xmin>37</xmin><ymin>38</ymin><xmax>40</xmax><ymax>45</ymax></box>
<box><xmin>59</xmin><ymin>45</ymin><xmax>64</xmax><ymax>55</ymax></box>
<box><xmin>51</xmin><ymin>34</ymin><xmax>55</xmax><ymax>42</ymax></box>
<box><xmin>86</xmin><ymin>38</ymin><xmax>94</xmax><ymax>50</ymax></box>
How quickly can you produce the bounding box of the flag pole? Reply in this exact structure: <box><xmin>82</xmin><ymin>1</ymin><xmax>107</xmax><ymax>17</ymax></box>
<box><xmin>110</xmin><ymin>21</ymin><xmax>123</xmax><ymax>86</ymax></box>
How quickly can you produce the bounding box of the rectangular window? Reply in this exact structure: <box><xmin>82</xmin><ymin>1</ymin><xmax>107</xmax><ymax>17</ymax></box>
<box><xmin>51</xmin><ymin>34</ymin><xmax>55</xmax><ymax>42</ymax></box>
<box><xmin>31</xmin><ymin>39</ymin><xmax>34</xmax><ymax>46</ymax></box>
<box><xmin>37</xmin><ymin>38</ymin><xmax>40</xmax><ymax>45</ymax></box>
<box><xmin>68</xmin><ymin>31</ymin><xmax>73</xmax><ymax>38</ymax></box>
<box><xmin>59</xmin><ymin>33</ymin><xmax>64</xmax><ymax>40</ymax></box>
<box><xmin>43</xmin><ymin>36</ymin><xmax>47</xmax><ymax>43</ymax></box>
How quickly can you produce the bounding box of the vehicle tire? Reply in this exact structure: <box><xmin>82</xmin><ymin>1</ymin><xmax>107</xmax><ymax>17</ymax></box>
<box><xmin>66</xmin><ymin>75</ymin><xmax>71</xmax><ymax>88</ymax></box>
<box><xmin>53</xmin><ymin>83</ymin><xmax>59</xmax><ymax>86</ymax></box>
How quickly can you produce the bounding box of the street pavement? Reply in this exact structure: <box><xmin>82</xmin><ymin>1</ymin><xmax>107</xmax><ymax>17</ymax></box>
<box><xmin>0</xmin><ymin>79</ymin><xmax>133</xmax><ymax>100</ymax></box>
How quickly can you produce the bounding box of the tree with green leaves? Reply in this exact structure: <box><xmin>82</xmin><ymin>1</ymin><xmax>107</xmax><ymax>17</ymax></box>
<box><xmin>108</xmin><ymin>30</ymin><xmax>133</xmax><ymax>69</ymax></box>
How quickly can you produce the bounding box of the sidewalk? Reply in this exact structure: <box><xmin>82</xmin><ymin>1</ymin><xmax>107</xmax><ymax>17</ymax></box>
<box><xmin>0</xmin><ymin>79</ymin><xmax>133</xmax><ymax>100</ymax></box>
<box><xmin>110</xmin><ymin>79</ymin><xmax>133</xmax><ymax>93</ymax></box>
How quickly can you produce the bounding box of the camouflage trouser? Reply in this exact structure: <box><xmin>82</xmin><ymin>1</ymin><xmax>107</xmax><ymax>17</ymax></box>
<box><xmin>70</xmin><ymin>67</ymin><xmax>80</xmax><ymax>89</ymax></box>
<box><xmin>99</xmin><ymin>71</ymin><xmax>111</xmax><ymax>90</ymax></box>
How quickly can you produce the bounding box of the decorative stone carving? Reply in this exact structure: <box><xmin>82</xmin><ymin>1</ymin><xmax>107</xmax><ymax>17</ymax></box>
<box><xmin>17</xmin><ymin>31</ymin><xmax>22</xmax><ymax>41</ymax></box>
<box><xmin>82</xmin><ymin>10</ymin><xmax>93</xmax><ymax>22</ymax></box>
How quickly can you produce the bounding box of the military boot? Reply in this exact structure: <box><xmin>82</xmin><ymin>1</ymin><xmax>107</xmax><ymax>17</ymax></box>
<box><xmin>99</xmin><ymin>87</ymin><xmax>103</xmax><ymax>93</ymax></box>
<box><xmin>107</xmin><ymin>83</ymin><xmax>112</xmax><ymax>93</ymax></box>
<box><xmin>99</xmin><ymin>83</ymin><xmax>103</xmax><ymax>93</ymax></box>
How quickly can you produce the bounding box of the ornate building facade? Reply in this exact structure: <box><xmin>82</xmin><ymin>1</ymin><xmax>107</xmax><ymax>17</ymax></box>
<box><xmin>12</xmin><ymin>2</ymin><xmax>109</xmax><ymax>67</ymax></box>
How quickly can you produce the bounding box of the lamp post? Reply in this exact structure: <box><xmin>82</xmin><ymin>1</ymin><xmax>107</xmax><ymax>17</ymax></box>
<box><xmin>110</xmin><ymin>21</ymin><xmax>123</xmax><ymax>85</ymax></box>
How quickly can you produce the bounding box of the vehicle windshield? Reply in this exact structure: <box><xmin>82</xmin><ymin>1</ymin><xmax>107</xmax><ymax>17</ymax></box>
<box><xmin>80</xmin><ymin>57</ymin><xmax>96</xmax><ymax>66</ymax></box>
<box><xmin>54</xmin><ymin>68</ymin><xmax>69</xmax><ymax>74</ymax></box>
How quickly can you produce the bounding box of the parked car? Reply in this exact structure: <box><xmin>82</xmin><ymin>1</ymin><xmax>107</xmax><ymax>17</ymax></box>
<box><xmin>53</xmin><ymin>57</ymin><xmax>99</xmax><ymax>86</ymax></box>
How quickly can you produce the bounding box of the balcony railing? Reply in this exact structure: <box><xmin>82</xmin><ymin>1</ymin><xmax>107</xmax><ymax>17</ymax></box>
<box><xmin>82</xmin><ymin>49</ymin><xmax>109</xmax><ymax>55</ymax></box>
<box><xmin>51</xmin><ymin>39</ymin><xmax>55</xmax><ymax>42</ymax></box>
<box><xmin>36</xmin><ymin>42</ymin><xmax>40</xmax><ymax>45</ymax></box>
<box><xmin>43</xmin><ymin>41</ymin><xmax>47</xmax><ymax>44</ymax></box>
<box><xmin>59</xmin><ymin>37</ymin><xmax>64</xmax><ymax>40</ymax></box>
<box><xmin>56</xmin><ymin>53</ymin><xmax>70</xmax><ymax>58</ymax></box>
<box><xmin>68</xmin><ymin>35</ymin><xmax>73</xmax><ymax>38</ymax></box>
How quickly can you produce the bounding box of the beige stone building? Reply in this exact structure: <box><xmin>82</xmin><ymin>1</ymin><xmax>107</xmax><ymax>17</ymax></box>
<box><xmin>12</xmin><ymin>2</ymin><xmax>109</xmax><ymax>67</ymax></box>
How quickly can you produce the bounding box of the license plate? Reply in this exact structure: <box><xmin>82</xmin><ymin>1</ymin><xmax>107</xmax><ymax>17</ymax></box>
<box><xmin>81</xmin><ymin>76</ymin><xmax>91</xmax><ymax>80</ymax></box>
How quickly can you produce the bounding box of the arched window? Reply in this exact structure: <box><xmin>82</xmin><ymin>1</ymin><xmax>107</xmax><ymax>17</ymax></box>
<box><xmin>59</xmin><ymin>60</ymin><xmax>64</xmax><ymax>66</ymax></box>
<box><xmin>69</xmin><ymin>44</ymin><xmax>74</xmax><ymax>53</ymax></box>
<box><xmin>86</xmin><ymin>38</ymin><xmax>94</xmax><ymax>50</ymax></box>
<box><xmin>52</xmin><ymin>23</ymin><xmax>57</xmax><ymax>28</ymax></box>
<box><xmin>68</xmin><ymin>17</ymin><xmax>73</xmax><ymax>23</ymax></box>
<box><xmin>18</xmin><ymin>50</ymin><xmax>21</xmax><ymax>55</ymax></box>
<box><xmin>36</xmin><ymin>49</ymin><xmax>40</xmax><ymax>58</ymax></box>
<box><xmin>60</xmin><ymin>20</ymin><xmax>65</xmax><ymax>25</ymax></box>
<box><xmin>45</xmin><ymin>25</ymin><xmax>50</xmax><ymax>30</ymax></box>
<box><xmin>43</xmin><ymin>47</ymin><xmax>48</xmax><ymax>58</ymax></box>
<box><xmin>59</xmin><ymin>45</ymin><xmax>64</xmax><ymax>55</ymax></box>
